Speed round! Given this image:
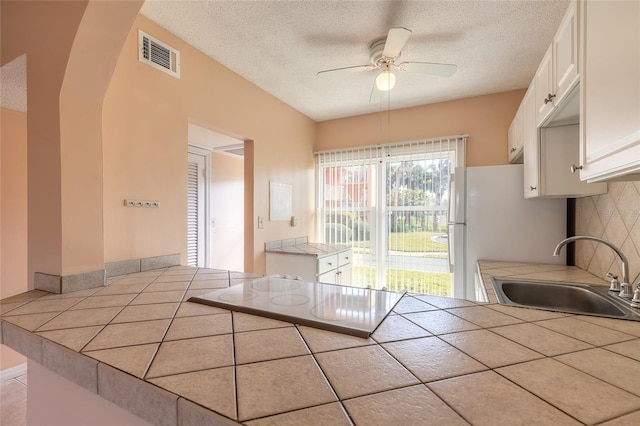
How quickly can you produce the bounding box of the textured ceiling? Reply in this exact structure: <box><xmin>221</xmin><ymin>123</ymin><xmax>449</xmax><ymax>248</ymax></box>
<box><xmin>0</xmin><ymin>1</ymin><xmax>571</xmax><ymax>121</ymax></box>
<box><xmin>140</xmin><ymin>0</ymin><xmax>570</xmax><ymax>122</ymax></box>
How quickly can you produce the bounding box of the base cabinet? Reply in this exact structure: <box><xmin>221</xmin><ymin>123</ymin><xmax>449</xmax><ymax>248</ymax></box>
<box><xmin>266</xmin><ymin>249</ymin><xmax>352</xmax><ymax>284</ymax></box>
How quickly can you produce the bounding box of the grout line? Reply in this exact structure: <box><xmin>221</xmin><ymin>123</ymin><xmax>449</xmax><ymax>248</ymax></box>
<box><xmin>292</xmin><ymin>324</ymin><xmax>354</xmax><ymax>425</ymax></box>
<box><xmin>490</xmin><ymin>366</ymin><xmax>588</xmax><ymax>425</ymax></box>
<box><xmin>77</xmin><ymin>275</ymin><xmax>160</xmax><ymax>354</ymax></box>
<box><xmin>552</xmin><ymin>349</ymin><xmax>640</xmax><ymax>398</ymax></box>
<box><xmin>229</xmin><ymin>307</ymin><xmax>240</xmax><ymax>422</ymax></box>
<box><xmin>140</xmin><ymin>272</ymin><xmax>202</xmax><ymax>380</ymax></box>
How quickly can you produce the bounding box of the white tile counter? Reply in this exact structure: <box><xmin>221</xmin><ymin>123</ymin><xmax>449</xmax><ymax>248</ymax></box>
<box><xmin>1</xmin><ymin>263</ymin><xmax>640</xmax><ymax>425</ymax></box>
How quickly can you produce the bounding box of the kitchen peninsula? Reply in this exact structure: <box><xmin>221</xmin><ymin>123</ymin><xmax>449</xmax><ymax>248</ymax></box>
<box><xmin>1</xmin><ymin>262</ymin><xmax>640</xmax><ymax>425</ymax></box>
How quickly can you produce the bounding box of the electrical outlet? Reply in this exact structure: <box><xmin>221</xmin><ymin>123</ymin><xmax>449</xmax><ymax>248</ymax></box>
<box><xmin>124</xmin><ymin>199</ymin><xmax>160</xmax><ymax>208</ymax></box>
<box><xmin>291</xmin><ymin>216</ymin><xmax>297</xmax><ymax>227</ymax></box>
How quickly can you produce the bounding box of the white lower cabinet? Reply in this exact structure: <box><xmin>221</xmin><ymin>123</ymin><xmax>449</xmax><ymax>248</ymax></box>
<box><xmin>318</xmin><ymin>250</ymin><xmax>352</xmax><ymax>285</ymax></box>
<box><xmin>266</xmin><ymin>249</ymin><xmax>352</xmax><ymax>284</ymax></box>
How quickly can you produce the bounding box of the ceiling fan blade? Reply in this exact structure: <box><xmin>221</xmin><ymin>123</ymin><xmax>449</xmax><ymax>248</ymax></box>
<box><xmin>383</xmin><ymin>27</ymin><xmax>412</xmax><ymax>58</ymax></box>
<box><xmin>316</xmin><ymin>64</ymin><xmax>373</xmax><ymax>77</ymax></box>
<box><xmin>398</xmin><ymin>62</ymin><xmax>457</xmax><ymax>77</ymax></box>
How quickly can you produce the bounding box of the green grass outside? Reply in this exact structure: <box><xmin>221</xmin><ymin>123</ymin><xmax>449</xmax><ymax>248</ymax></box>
<box><xmin>389</xmin><ymin>231</ymin><xmax>447</xmax><ymax>252</ymax></box>
<box><xmin>351</xmin><ymin>231</ymin><xmax>447</xmax><ymax>255</ymax></box>
<box><xmin>352</xmin><ymin>266</ymin><xmax>452</xmax><ymax>297</ymax></box>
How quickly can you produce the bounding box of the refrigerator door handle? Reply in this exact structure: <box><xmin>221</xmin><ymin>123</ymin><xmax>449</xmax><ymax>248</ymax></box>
<box><xmin>447</xmin><ymin>224</ymin><xmax>454</xmax><ymax>272</ymax></box>
<box><xmin>447</xmin><ymin>168</ymin><xmax>466</xmax><ymax>225</ymax></box>
<box><xmin>447</xmin><ymin>173</ymin><xmax>455</xmax><ymax>225</ymax></box>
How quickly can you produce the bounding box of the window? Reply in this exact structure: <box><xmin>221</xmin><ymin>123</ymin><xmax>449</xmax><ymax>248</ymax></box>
<box><xmin>316</xmin><ymin>136</ymin><xmax>466</xmax><ymax>295</ymax></box>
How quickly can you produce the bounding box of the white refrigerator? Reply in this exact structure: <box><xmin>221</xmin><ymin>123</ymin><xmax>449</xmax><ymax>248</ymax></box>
<box><xmin>448</xmin><ymin>164</ymin><xmax>567</xmax><ymax>300</ymax></box>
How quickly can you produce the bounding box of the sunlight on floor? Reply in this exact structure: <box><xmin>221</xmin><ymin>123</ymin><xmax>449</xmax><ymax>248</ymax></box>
<box><xmin>1</xmin><ymin>373</ymin><xmax>27</xmax><ymax>426</ymax></box>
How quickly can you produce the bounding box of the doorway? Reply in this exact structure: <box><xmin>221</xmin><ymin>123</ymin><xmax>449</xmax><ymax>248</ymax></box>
<box><xmin>187</xmin><ymin>124</ymin><xmax>245</xmax><ymax>271</ymax></box>
<box><xmin>187</xmin><ymin>146</ymin><xmax>211</xmax><ymax>267</ymax></box>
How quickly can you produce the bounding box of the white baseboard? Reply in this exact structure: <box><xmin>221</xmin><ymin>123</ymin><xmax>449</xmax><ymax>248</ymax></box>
<box><xmin>0</xmin><ymin>362</ymin><xmax>27</xmax><ymax>382</ymax></box>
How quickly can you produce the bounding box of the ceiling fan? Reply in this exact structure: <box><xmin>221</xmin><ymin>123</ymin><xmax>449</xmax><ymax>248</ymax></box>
<box><xmin>317</xmin><ymin>27</ymin><xmax>457</xmax><ymax>102</ymax></box>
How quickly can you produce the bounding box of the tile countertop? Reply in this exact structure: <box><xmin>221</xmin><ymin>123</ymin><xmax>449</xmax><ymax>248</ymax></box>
<box><xmin>2</xmin><ymin>263</ymin><xmax>640</xmax><ymax>425</ymax></box>
<box><xmin>265</xmin><ymin>242</ymin><xmax>350</xmax><ymax>256</ymax></box>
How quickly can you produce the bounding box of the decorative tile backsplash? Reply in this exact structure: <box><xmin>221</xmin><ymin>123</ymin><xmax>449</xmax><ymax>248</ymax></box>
<box><xmin>574</xmin><ymin>182</ymin><xmax>640</xmax><ymax>286</ymax></box>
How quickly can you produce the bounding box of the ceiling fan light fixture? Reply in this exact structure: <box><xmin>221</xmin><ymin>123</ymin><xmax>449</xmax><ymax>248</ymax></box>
<box><xmin>375</xmin><ymin>70</ymin><xmax>396</xmax><ymax>91</ymax></box>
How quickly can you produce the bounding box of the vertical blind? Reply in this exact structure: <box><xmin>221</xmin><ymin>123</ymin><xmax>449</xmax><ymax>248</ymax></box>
<box><xmin>186</xmin><ymin>161</ymin><xmax>199</xmax><ymax>267</ymax></box>
<box><xmin>316</xmin><ymin>135</ymin><xmax>466</xmax><ymax>296</ymax></box>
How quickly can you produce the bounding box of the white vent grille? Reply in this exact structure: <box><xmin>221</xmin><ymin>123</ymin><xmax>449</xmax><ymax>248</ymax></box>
<box><xmin>138</xmin><ymin>30</ymin><xmax>180</xmax><ymax>78</ymax></box>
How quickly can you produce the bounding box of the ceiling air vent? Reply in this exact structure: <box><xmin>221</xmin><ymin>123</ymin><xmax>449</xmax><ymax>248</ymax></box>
<box><xmin>138</xmin><ymin>30</ymin><xmax>180</xmax><ymax>78</ymax></box>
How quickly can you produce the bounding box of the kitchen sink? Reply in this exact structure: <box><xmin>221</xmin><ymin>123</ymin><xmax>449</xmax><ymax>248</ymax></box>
<box><xmin>490</xmin><ymin>277</ymin><xmax>640</xmax><ymax>321</ymax></box>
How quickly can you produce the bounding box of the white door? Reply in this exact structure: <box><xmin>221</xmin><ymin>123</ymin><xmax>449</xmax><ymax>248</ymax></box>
<box><xmin>187</xmin><ymin>149</ymin><xmax>209</xmax><ymax>267</ymax></box>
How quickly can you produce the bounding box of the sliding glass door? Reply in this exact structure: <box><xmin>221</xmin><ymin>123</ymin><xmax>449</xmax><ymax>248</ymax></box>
<box><xmin>316</xmin><ymin>137</ymin><xmax>465</xmax><ymax>296</ymax></box>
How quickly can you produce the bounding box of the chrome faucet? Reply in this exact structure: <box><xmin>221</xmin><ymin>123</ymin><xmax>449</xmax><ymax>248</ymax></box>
<box><xmin>553</xmin><ymin>236</ymin><xmax>634</xmax><ymax>298</ymax></box>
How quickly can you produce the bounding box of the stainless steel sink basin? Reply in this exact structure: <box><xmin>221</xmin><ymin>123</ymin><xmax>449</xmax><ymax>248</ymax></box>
<box><xmin>490</xmin><ymin>277</ymin><xmax>640</xmax><ymax>321</ymax></box>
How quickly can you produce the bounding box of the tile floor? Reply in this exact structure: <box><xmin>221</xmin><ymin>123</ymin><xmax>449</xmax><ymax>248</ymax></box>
<box><xmin>0</xmin><ymin>373</ymin><xmax>27</xmax><ymax>426</ymax></box>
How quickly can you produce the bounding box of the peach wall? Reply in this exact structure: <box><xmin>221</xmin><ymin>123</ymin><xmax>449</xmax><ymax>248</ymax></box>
<box><xmin>2</xmin><ymin>0</ymin><xmax>89</xmax><ymax>283</ymax></box>
<box><xmin>103</xmin><ymin>16</ymin><xmax>316</xmax><ymax>273</ymax></box>
<box><xmin>1</xmin><ymin>0</ymin><xmax>142</xmax><ymax>283</ymax></box>
<box><xmin>244</xmin><ymin>141</ymin><xmax>255</xmax><ymax>272</ymax></box>
<box><xmin>0</xmin><ymin>108</ymin><xmax>28</xmax><ymax>370</ymax></box>
<box><xmin>59</xmin><ymin>0</ymin><xmax>144</xmax><ymax>275</ymax></box>
<box><xmin>0</xmin><ymin>108</ymin><xmax>28</xmax><ymax>297</ymax></box>
<box><xmin>211</xmin><ymin>152</ymin><xmax>244</xmax><ymax>271</ymax></box>
<box><xmin>315</xmin><ymin>90</ymin><xmax>526</xmax><ymax>167</ymax></box>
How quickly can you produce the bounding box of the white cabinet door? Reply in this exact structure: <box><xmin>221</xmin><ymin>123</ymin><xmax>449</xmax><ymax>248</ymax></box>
<box><xmin>535</xmin><ymin>45</ymin><xmax>555</xmax><ymax>126</ymax></box>
<box><xmin>522</xmin><ymin>84</ymin><xmax>540</xmax><ymax>198</ymax></box>
<box><xmin>318</xmin><ymin>270</ymin><xmax>338</xmax><ymax>285</ymax></box>
<box><xmin>540</xmin><ymin>122</ymin><xmax>606</xmax><ymax>197</ymax></box>
<box><xmin>553</xmin><ymin>0</ymin><xmax>579</xmax><ymax>105</ymax></box>
<box><xmin>338</xmin><ymin>263</ymin><xmax>352</xmax><ymax>286</ymax></box>
<box><xmin>579</xmin><ymin>0</ymin><xmax>640</xmax><ymax>182</ymax></box>
<box><xmin>536</xmin><ymin>0</ymin><xmax>580</xmax><ymax>126</ymax></box>
<box><xmin>508</xmin><ymin>103</ymin><xmax>523</xmax><ymax>163</ymax></box>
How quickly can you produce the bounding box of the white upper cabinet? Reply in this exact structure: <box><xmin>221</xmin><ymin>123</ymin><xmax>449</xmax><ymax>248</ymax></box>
<box><xmin>536</xmin><ymin>0</ymin><xmax>580</xmax><ymax>126</ymax></box>
<box><xmin>522</xmin><ymin>84</ymin><xmax>539</xmax><ymax>197</ymax></box>
<box><xmin>517</xmin><ymin>0</ymin><xmax>607</xmax><ymax>199</ymax></box>
<box><xmin>579</xmin><ymin>0</ymin><xmax>640</xmax><ymax>182</ymax></box>
<box><xmin>553</xmin><ymin>0</ymin><xmax>580</xmax><ymax>106</ymax></box>
<box><xmin>525</xmin><ymin>84</ymin><xmax>605</xmax><ymax>199</ymax></box>
<box><xmin>535</xmin><ymin>45</ymin><xmax>555</xmax><ymax>125</ymax></box>
<box><xmin>507</xmin><ymin>100</ymin><xmax>524</xmax><ymax>163</ymax></box>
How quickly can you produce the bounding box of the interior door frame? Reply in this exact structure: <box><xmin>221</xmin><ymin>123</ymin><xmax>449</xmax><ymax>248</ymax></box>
<box><xmin>188</xmin><ymin>145</ymin><xmax>212</xmax><ymax>268</ymax></box>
